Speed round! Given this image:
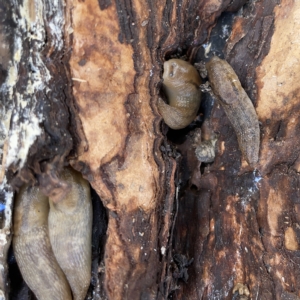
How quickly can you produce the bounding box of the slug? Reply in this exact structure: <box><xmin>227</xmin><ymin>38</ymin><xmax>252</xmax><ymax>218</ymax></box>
<box><xmin>206</xmin><ymin>56</ymin><xmax>260</xmax><ymax>166</ymax></box>
<box><xmin>158</xmin><ymin>59</ymin><xmax>202</xmax><ymax>130</ymax></box>
<box><xmin>48</xmin><ymin>167</ymin><xmax>92</xmax><ymax>300</ymax></box>
<box><xmin>13</xmin><ymin>185</ymin><xmax>72</xmax><ymax>300</ymax></box>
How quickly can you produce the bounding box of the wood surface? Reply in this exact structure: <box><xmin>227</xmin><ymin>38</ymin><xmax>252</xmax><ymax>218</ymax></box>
<box><xmin>1</xmin><ymin>0</ymin><xmax>300</xmax><ymax>299</ymax></box>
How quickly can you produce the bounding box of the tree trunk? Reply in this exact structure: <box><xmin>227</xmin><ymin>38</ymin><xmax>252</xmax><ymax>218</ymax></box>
<box><xmin>1</xmin><ymin>0</ymin><xmax>300</xmax><ymax>299</ymax></box>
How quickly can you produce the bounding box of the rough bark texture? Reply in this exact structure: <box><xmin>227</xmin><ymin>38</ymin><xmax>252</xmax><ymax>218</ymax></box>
<box><xmin>171</xmin><ymin>0</ymin><xmax>300</xmax><ymax>299</ymax></box>
<box><xmin>2</xmin><ymin>0</ymin><xmax>300</xmax><ymax>299</ymax></box>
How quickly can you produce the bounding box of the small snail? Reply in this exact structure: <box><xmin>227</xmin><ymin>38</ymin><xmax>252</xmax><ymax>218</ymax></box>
<box><xmin>48</xmin><ymin>167</ymin><xmax>92</xmax><ymax>300</ymax></box>
<box><xmin>158</xmin><ymin>59</ymin><xmax>202</xmax><ymax>129</ymax></box>
<box><xmin>206</xmin><ymin>56</ymin><xmax>260</xmax><ymax>167</ymax></box>
<box><xmin>13</xmin><ymin>185</ymin><xmax>72</xmax><ymax>300</ymax></box>
<box><xmin>193</xmin><ymin>120</ymin><xmax>219</xmax><ymax>163</ymax></box>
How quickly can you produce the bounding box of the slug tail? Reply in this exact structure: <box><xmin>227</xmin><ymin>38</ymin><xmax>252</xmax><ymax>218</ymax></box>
<box><xmin>157</xmin><ymin>98</ymin><xmax>195</xmax><ymax>130</ymax></box>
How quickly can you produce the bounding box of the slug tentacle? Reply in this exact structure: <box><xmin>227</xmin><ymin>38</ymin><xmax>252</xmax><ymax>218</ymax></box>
<box><xmin>13</xmin><ymin>185</ymin><xmax>72</xmax><ymax>300</ymax></box>
<box><xmin>158</xmin><ymin>59</ymin><xmax>202</xmax><ymax>130</ymax></box>
<box><xmin>206</xmin><ymin>56</ymin><xmax>260</xmax><ymax>167</ymax></box>
<box><xmin>48</xmin><ymin>167</ymin><xmax>92</xmax><ymax>300</ymax></box>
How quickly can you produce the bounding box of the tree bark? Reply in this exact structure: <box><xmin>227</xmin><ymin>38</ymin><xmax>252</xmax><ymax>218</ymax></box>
<box><xmin>2</xmin><ymin>0</ymin><xmax>300</xmax><ymax>299</ymax></box>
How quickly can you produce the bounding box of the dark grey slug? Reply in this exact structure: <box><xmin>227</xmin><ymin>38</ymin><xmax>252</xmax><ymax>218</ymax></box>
<box><xmin>13</xmin><ymin>185</ymin><xmax>72</xmax><ymax>300</ymax></box>
<box><xmin>158</xmin><ymin>59</ymin><xmax>202</xmax><ymax>129</ymax></box>
<box><xmin>206</xmin><ymin>56</ymin><xmax>260</xmax><ymax>167</ymax></box>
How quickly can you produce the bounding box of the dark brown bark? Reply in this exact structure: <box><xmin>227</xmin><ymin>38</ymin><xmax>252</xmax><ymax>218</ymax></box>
<box><xmin>2</xmin><ymin>0</ymin><xmax>300</xmax><ymax>299</ymax></box>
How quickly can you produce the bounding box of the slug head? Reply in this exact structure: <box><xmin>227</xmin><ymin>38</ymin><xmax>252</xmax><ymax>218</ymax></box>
<box><xmin>49</xmin><ymin>167</ymin><xmax>90</xmax><ymax>213</ymax></box>
<box><xmin>163</xmin><ymin>59</ymin><xmax>201</xmax><ymax>93</ymax></box>
<box><xmin>206</xmin><ymin>56</ymin><xmax>243</xmax><ymax>105</ymax></box>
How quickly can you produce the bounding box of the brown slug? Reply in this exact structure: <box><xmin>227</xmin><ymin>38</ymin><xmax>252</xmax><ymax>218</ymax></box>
<box><xmin>13</xmin><ymin>185</ymin><xmax>72</xmax><ymax>300</ymax></box>
<box><xmin>48</xmin><ymin>167</ymin><xmax>92</xmax><ymax>300</ymax></box>
<box><xmin>206</xmin><ymin>56</ymin><xmax>260</xmax><ymax>167</ymax></box>
<box><xmin>158</xmin><ymin>59</ymin><xmax>202</xmax><ymax>129</ymax></box>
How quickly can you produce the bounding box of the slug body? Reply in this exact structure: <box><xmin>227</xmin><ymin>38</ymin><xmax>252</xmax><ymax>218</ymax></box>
<box><xmin>13</xmin><ymin>185</ymin><xmax>72</xmax><ymax>300</ymax></box>
<box><xmin>206</xmin><ymin>56</ymin><xmax>260</xmax><ymax>166</ymax></box>
<box><xmin>48</xmin><ymin>168</ymin><xmax>92</xmax><ymax>300</ymax></box>
<box><xmin>158</xmin><ymin>59</ymin><xmax>202</xmax><ymax>129</ymax></box>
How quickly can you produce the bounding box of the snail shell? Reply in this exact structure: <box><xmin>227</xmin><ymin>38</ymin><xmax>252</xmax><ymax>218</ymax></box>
<box><xmin>158</xmin><ymin>59</ymin><xmax>202</xmax><ymax>130</ymax></box>
<box><xmin>206</xmin><ymin>56</ymin><xmax>260</xmax><ymax>166</ymax></box>
<box><xmin>194</xmin><ymin>120</ymin><xmax>218</xmax><ymax>163</ymax></box>
<box><xmin>13</xmin><ymin>185</ymin><xmax>72</xmax><ymax>300</ymax></box>
<box><xmin>48</xmin><ymin>167</ymin><xmax>92</xmax><ymax>300</ymax></box>
<box><xmin>195</xmin><ymin>139</ymin><xmax>217</xmax><ymax>163</ymax></box>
